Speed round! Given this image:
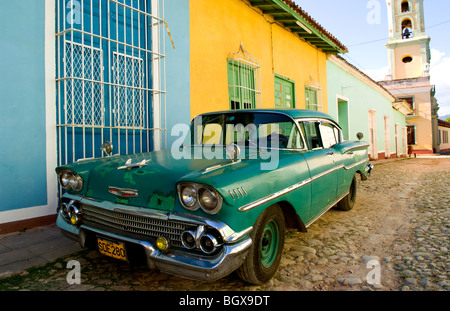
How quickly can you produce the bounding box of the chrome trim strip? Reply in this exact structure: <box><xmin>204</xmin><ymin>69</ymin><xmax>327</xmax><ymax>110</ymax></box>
<box><xmin>310</xmin><ymin>166</ymin><xmax>340</xmax><ymax>181</ymax></box>
<box><xmin>305</xmin><ymin>191</ymin><xmax>349</xmax><ymax>228</ymax></box>
<box><xmin>223</xmin><ymin>226</ymin><xmax>253</xmax><ymax>244</ymax></box>
<box><xmin>238</xmin><ymin>158</ymin><xmax>369</xmax><ymax>212</ymax></box>
<box><xmin>238</xmin><ymin>178</ymin><xmax>312</xmax><ymax>212</ymax></box>
<box><xmin>343</xmin><ymin>158</ymin><xmax>369</xmax><ymax>170</ymax></box>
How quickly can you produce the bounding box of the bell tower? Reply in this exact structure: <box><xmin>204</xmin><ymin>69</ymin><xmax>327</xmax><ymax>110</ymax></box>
<box><xmin>385</xmin><ymin>0</ymin><xmax>431</xmax><ymax>80</ymax></box>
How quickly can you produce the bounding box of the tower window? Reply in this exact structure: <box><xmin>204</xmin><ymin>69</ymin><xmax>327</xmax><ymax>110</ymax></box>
<box><xmin>402</xmin><ymin>56</ymin><xmax>413</xmax><ymax>63</ymax></box>
<box><xmin>401</xmin><ymin>1</ymin><xmax>410</xmax><ymax>13</ymax></box>
<box><xmin>402</xmin><ymin>19</ymin><xmax>413</xmax><ymax>39</ymax></box>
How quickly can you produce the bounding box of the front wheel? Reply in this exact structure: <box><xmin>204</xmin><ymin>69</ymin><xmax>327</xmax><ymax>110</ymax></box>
<box><xmin>337</xmin><ymin>174</ymin><xmax>357</xmax><ymax>211</ymax></box>
<box><xmin>237</xmin><ymin>205</ymin><xmax>285</xmax><ymax>285</ymax></box>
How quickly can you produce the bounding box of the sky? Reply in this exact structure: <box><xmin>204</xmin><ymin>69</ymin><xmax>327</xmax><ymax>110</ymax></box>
<box><xmin>293</xmin><ymin>0</ymin><xmax>450</xmax><ymax>119</ymax></box>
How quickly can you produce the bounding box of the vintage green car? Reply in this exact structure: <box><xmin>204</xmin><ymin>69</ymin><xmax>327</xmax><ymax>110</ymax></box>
<box><xmin>56</xmin><ymin>109</ymin><xmax>372</xmax><ymax>284</ymax></box>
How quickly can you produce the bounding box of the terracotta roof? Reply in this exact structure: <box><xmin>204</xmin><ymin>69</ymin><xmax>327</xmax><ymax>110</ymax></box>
<box><xmin>279</xmin><ymin>0</ymin><xmax>348</xmax><ymax>52</ymax></box>
<box><xmin>249</xmin><ymin>0</ymin><xmax>348</xmax><ymax>54</ymax></box>
<box><xmin>438</xmin><ymin>118</ymin><xmax>450</xmax><ymax>128</ymax></box>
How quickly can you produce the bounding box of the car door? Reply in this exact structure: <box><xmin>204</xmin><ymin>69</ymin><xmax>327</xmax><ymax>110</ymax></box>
<box><xmin>299</xmin><ymin>120</ymin><xmax>338</xmax><ymax>224</ymax></box>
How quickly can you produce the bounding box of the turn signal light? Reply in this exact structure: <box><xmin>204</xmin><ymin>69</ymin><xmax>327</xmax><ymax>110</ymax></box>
<box><xmin>156</xmin><ymin>236</ymin><xmax>170</xmax><ymax>252</ymax></box>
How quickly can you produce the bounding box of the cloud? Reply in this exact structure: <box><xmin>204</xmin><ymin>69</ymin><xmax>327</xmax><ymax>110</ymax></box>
<box><xmin>430</xmin><ymin>48</ymin><xmax>450</xmax><ymax>117</ymax></box>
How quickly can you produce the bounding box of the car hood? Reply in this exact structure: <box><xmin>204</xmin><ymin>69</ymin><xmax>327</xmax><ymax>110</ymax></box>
<box><xmin>80</xmin><ymin>149</ymin><xmax>234</xmax><ymax>211</ymax></box>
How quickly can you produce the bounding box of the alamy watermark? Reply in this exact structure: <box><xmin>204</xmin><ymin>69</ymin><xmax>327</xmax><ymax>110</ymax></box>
<box><xmin>170</xmin><ymin>118</ymin><xmax>281</xmax><ymax>171</ymax></box>
<box><xmin>66</xmin><ymin>260</ymin><xmax>81</xmax><ymax>285</ymax></box>
<box><xmin>366</xmin><ymin>259</ymin><xmax>382</xmax><ymax>285</ymax></box>
<box><xmin>66</xmin><ymin>0</ymin><xmax>81</xmax><ymax>25</ymax></box>
<box><xmin>366</xmin><ymin>0</ymin><xmax>381</xmax><ymax>25</ymax></box>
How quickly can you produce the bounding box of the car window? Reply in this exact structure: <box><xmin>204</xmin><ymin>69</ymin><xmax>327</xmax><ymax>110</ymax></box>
<box><xmin>298</xmin><ymin>121</ymin><xmax>322</xmax><ymax>150</ymax></box>
<box><xmin>185</xmin><ymin>112</ymin><xmax>303</xmax><ymax>150</ymax></box>
<box><xmin>319</xmin><ymin>123</ymin><xmax>338</xmax><ymax>148</ymax></box>
<box><xmin>298</xmin><ymin>120</ymin><xmax>342</xmax><ymax>150</ymax></box>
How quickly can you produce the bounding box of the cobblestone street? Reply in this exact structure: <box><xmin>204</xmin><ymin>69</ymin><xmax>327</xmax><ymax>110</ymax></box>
<box><xmin>0</xmin><ymin>158</ymin><xmax>449</xmax><ymax>291</ymax></box>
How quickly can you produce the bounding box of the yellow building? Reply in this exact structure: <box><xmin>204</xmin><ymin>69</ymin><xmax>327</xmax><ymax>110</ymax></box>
<box><xmin>189</xmin><ymin>0</ymin><xmax>347</xmax><ymax>119</ymax></box>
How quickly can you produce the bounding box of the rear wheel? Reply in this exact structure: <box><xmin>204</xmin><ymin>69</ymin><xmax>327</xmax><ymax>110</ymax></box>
<box><xmin>337</xmin><ymin>174</ymin><xmax>357</xmax><ymax>211</ymax></box>
<box><xmin>237</xmin><ymin>205</ymin><xmax>285</xmax><ymax>284</ymax></box>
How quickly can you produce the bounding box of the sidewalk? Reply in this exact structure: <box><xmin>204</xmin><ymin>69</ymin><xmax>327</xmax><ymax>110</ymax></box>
<box><xmin>0</xmin><ymin>224</ymin><xmax>82</xmax><ymax>279</ymax></box>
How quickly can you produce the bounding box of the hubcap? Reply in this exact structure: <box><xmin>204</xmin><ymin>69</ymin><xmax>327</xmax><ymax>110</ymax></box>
<box><xmin>260</xmin><ymin>220</ymin><xmax>279</xmax><ymax>268</ymax></box>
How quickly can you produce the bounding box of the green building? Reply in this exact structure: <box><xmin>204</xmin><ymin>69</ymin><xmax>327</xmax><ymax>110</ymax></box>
<box><xmin>327</xmin><ymin>55</ymin><xmax>413</xmax><ymax>160</ymax></box>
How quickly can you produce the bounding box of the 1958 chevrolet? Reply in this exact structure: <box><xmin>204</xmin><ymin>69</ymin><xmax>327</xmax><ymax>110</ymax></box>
<box><xmin>56</xmin><ymin>109</ymin><xmax>372</xmax><ymax>284</ymax></box>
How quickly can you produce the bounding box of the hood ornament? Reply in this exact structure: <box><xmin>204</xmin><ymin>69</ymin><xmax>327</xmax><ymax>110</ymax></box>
<box><xmin>118</xmin><ymin>159</ymin><xmax>150</xmax><ymax>170</ymax></box>
<box><xmin>101</xmin><ymin>141</ymin><xmax>113</xmax><ymax>156</ymax></box>
<box><xmin>225</xmin><ymin>143</ymin><xmax>241</xmax><ymax>163</ymax></box>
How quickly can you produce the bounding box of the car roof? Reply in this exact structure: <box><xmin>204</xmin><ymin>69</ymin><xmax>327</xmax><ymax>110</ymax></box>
<box><xmin>198</xmin><ymin>109</ymin><xmax>338</xmax><ymax>123</ymax></box>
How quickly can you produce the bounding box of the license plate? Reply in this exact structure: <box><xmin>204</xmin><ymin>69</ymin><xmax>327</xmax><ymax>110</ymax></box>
<box><xmin>97</xmin><ymin>238</ymin><xmax>127</xmax><ymax>261</ymax></box>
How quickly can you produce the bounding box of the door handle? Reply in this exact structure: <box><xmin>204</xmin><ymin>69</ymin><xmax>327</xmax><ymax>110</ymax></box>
<box><xmin>326</xmin><ymin>152</ymin><xmax>334</xmax><ymax>156</ymax></box>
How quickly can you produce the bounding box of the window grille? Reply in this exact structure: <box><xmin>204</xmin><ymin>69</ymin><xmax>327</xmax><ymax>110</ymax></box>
<box><xmin>304</xmin><ymin>75</ymin><xmax>322</xmax><ymax>111</ymax></box>
<box><xmin>56</xmin><ymin>0</ymin><xmax>167</xmax><ymax>165</ymax></box>
<box><xmin>64</xmin><ymin>41</ymin><xmax>104</xmax><ymax>126</ymax></box>
<box><xmin>227</xmin><ymin>43</ymin><xmax>261</xmax><ymax>109</ymax></box>
<box><xmin>112</xmin><ymin>52</ymin><xmax>145</xmax><ymax>129</ymax></box>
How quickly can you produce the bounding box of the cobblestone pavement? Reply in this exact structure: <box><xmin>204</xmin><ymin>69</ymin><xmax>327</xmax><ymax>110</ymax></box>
<box><xmin>0</xmin><ymin>158</ymin><xmax>448</xmax><ymax>291</ymax></box>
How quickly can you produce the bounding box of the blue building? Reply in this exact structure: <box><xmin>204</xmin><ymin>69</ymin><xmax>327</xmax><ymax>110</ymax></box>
<box><xmin>0</xmin><ymin>0</ymin><xmax>189</xmax><ymax>233</ymax></box>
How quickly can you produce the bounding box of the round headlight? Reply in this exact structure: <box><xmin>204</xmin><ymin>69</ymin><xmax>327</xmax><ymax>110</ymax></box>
<box><xmin>69</xmin><ymin>175</ymin><xmax>83</xmax><ymax>192</ymax></box>
<box><xmin>199</xmin><ymin>188</ymin><xmax>218</xmax><ymax>210</ymax></box>
<box><xmin>181</xmin><ymin>186</ymin><xmax>197</xmax><ymax>209</ymax></box>
<box><xmin>60</xmin><ymin>173</ymin><xmax>71</xmax><ymax>189</ymax></box>
<box><xmin>57</xmin><ymin>169</ymin><xmax>83</xmax><ymax>192</ymax></box>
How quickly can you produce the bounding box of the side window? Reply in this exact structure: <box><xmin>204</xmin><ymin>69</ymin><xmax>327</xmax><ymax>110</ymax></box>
<box><xmin>299</xmin><ymin>121</ymin><xmax>323</xmax><ymax>150</ymax></box>
<box><xmin>319</xmin><ymin>123</ymin><xmax>341</xmax><ymax>148</ymax></box>
<box><xmin>258</xmin><ymin>122</ymin><xmax>303</xmax><ymax>149</ymax></box>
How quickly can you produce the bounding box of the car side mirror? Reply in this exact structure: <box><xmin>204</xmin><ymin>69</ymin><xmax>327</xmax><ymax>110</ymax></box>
<box><xmin>225</xmin><ymin>143</ymin><xmax>241</xmax><ymax>162</ymax></box>
<box><xmin>356</xmin><ymin>132</ymin><xmax>364</xmax><ymax>141</ymax></box>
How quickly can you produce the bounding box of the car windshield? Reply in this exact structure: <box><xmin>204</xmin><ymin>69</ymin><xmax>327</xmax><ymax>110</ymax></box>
<box><xmin>183</xmin><ymin>112</ymin><xmax>304</xmax><ymax>150</ymax></box>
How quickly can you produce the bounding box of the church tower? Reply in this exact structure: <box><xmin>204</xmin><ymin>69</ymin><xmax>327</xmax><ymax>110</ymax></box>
<box><xmin>385</xmin><ymin>0</ymin><xmax>431</xmax><ymax>80</ymax></box>
<box><xmin>380</xmin><ymin>0</ymin><xmax>439</xmax><ymax>154</ymax></box>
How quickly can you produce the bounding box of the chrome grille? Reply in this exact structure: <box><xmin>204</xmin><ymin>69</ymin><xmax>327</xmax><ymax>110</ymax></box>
<box><xmin>81</xmin><ymin>205</ymin><xmax>194</xmax><ymax>248</ymax></box>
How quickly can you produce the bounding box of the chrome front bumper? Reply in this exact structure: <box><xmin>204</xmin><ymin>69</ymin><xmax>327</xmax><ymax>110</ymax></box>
<box><xmin>57</xmin><ymin>214</ymin><xmax>252</xmax><ymax>282</ymax></box>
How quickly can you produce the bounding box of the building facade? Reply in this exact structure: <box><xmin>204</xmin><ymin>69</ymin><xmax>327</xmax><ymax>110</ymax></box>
<box><xmin>0</xmin><ymin>0</ymin><xmax>189</xmax><ymax>233</ymax></box>
<box><xmin>327</xmin><ymin>55</ymin><xmax>412</xmax><ymax>160</ymax></box>
<box><xmin>189</xmin><ymin>0</ymin><xmax>347</xmax><ymax>119</ymax></box>
<box><xmin>379</xmin><ymin>0</ymin><xmax>439</xmax><ymax>154</ymax></box>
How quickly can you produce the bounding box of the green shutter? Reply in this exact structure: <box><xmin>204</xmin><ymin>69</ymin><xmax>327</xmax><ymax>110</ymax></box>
<box><xmin>274</xmin><ymin>75</ymin><xmax>295</xmax><ymax>109</ymax></box>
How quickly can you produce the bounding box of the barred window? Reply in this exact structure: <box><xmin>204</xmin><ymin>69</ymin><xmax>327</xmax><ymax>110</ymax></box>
<box><xmin>305</xmin><ymin>76</ymin><xmax>322</xmax><ymax>111</ymax></box>
<box><xmin>64</xmin><ymin>41</ymin><xmax>104</xmax><ymax>126</ymax></box>
<box><xmin>305</xmin><ymin>87</ymin><xmax>323</xmax><ymax>111</ymax></box>
<box><xmin>227</xmin><ymin>43</ymin><xmax>261</xmax><ymax>110</ymax></box>
<box><xmin>112</xmin><ymin>52</ymin><xmax>145</xmax><ymax>129</ymax></box>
